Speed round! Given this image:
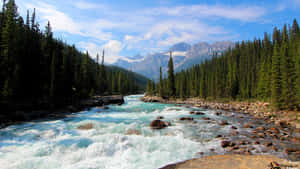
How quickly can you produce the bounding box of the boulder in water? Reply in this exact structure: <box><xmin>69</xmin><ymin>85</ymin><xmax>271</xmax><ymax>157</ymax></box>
<box><xmin>150</xmin><ymin>120</ymin><xmax>168</xmax><ymax>129</ymax></box>
<box><xmin>219</xmin><ymin>120</ymin><xmax>229</xmax><ymax>126</ymax></box>
<box><xmin>179</xmin><ymin>117</ymin><xmax>194</xmax><ymax>121</ymax></box>
<box><xmin>78</xmin><ymin>123</ymin><xmax>94</xmax><ymax>130</ymax></box>
<box><xmin>190</xmin><ymin>111</ymin><xmax>205</xmax><ymax>115</ymax></box>
<box><xmin>126</xmin><ymin>129</ymin><xmax>141</xmax><ymax>135</ymax></box>
<box><xmin>201</xmin><ymin>117</ymin><xmax>210</xmax><ymax>120</ymax></box>
<box><xmin>221</xmin><ymin>141</ymin><xmax>231</xmax><ymax>148</ymax></box>
<box><xmin>156</xmin><ymin>116</ymin><xmax>164</xmax><ymax>120</ymax></box>
<box><xmin>243</xmin><ymin>124</ymin><xmax>253</xmax><ymax>128</ymax></box>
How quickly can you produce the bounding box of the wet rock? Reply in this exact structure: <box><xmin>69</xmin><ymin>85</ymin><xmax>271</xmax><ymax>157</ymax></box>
<box><xmin>201</xmin><ymin>117</ymin><xmax>210</xmax><ymax>120</ymax></box>
<box><xmin>190</xmin><ymin>111</ymin><xmax>196</xmax><ymax>114</ymax></box>
<box><xmin>125</xmin><ymin>129</ymin><xmax>141</xmax><ymax>135</ymax></box>
<box><xmin>285</xmin><ymin>148</ymin><xmax>297</xmax><ymax>153</ymax></box>
<box><xmin>195</xmin><ymin>112</ymin><xmax>205</xmax><ymax>115</ymax></box>
<box><xmin>257</xmin><ymin>133</ymin><xmax>266</xmax><ymax>138</ymax></box>
<box><xmin>78</xmin><ymin>123</ymin><xmax>94</xmax><ymax>130</ymax></box>
<box><xmin>190</xmin><ymin>111</ymin><xmax>205</xmax><ymax>115</ymax></box>
<box><xmin>165</xmin><ymin>121</ymin><xmax>172</xmax><ymax>126</ymax></box>
<box><xmin>156</xmin><ymin>116</ymin><xmax>164</xmax><ymax>120</ymax></box>
<box><xmin>221</xmin><ymin>141</ymin><xmax>231</xmax><ymax>148</ymax></box>
<box><xmin>231</xmin><ymin>131</ymin><xmax>239</xmax><ymax>136</ymax></box>
<box><xmin>179</xmin><ymin>117</ymin><xmax>194</xmax><ymax>121</ymax></box>
<box><xmin>269</xmin><ymin>127</ymin><xmax>280</xmax><ymax>134</ymax></box>
<box><xmin>221</xmin><ymin>141</ymin><xmax>235</xmax><ymax>148</ymax></box>
<box><xmin>198</xmin><ymin>152</ymin><xmax>204</xmax><ymax>155</ymax></box>
<box><xmin>216</xmin><ymin>135</ymin><xmax>223</xmax><ymax>138</ymax></box>
<box><xmin>264</xmin><ymin>142</ymin><xmax>273</xmax><ymax>147</ymax></box>
<box><xmin>291</xmin><ymin>137</ymin><xmax>300</xmax><ymax>144</ymax></box>
<box><xmin>279</xmin><ymin>121</ymin><xmax>289</xmax><ymax>128</ymax></box>
<box><xmin>244</xmin><ymin>124</ymin><xmax>253</xmax><ymax>128</ymax></box>
<box><xmin>150</xmin><ymin>120</ymin><xmax>167</xmax><ymax>129</ymax></box>
<box><xmin>215</xmin><ymin>112</ymin><xmax>222</xmax><ymax>116</ymax></box>
<box><xmin>265</xmin><ymin>130</ymin><xmax>272</xmax><ymax>135</ymax></box>
<box><xmin>238</xmin><ymin>140</ymin><xmax>246</xmax><ymax>145</ymax></box>
<box><xmin>271</xmin><ymin>146</ymin><xmax>278</xmax><ymax>151</ymax></box>
<box><xmin>218</xmin><ymin>120</ymin><xmax>229</xmax><ymax>126</ymax></box>
<box><xmin>256</xmin><ymin>126</ymin><xmax>265</xmax><ymax>131</ymax></box>
<box><xmin>231</xmin><ymin>126</ymin><xmax>238</xmax><ymax>130</ymax></box>
<box><xmin>232</xmin><ymin>145</ymin><xmax>239</xmax><ymax>150</ymax></box>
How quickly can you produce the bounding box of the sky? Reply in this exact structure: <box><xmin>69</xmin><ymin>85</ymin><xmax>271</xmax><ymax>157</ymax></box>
<box><xmin>11</xmin><ymin>0</ymin><xmax>300</xmax><ymax>63</ymax></box>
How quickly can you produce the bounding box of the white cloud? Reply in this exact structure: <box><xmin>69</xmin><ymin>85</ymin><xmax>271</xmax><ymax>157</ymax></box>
<box><xmin>26</xmin><ymin>2</ymin><xmax>82</xmax><ymax>35</ymax></box>
<box><xmin>144</xmin><ymin>4</ymin><xmax>265</xmax><ymax>22</ymax></box>
<box><xmin>25</xmin><ymin>2</ymin><xmax>112</xmax><ymax>41</ymax></box>
<box><xmin>23</xmin><ymin>1</ymin><xmax>268</xmax><ymax>63</ymax></box>
<box><xmin>79</xmin><ymin>40</ymin><xmax>124</xmax><ymax>64</ymax></box>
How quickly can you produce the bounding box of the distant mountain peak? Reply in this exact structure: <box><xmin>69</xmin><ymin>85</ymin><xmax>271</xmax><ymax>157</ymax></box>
<box><xmin>169</xmin><ymin>42</ymin><xmax>191</xmax><ymax>52</ymax></box>
<box><xmin>113</xmin><ymin>41</ymin><xmax>234</xmax><ymax>80</ymax></box>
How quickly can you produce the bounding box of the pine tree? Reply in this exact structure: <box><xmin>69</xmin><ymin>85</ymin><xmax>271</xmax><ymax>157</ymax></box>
<box><xmin>167</xmin><ymin>51</ymin><xmax>175</xmax><ymax>97</ymax></box>
<box><xmin>271</xmin><ymin>42</ymin><xmax>283</xmax><ymax>109</ymax></box>
<box><xmin>159</xmin><ymin>66</ymin><xmax>163</xmax><ymax>97</ymax></box>
<box><xmin>296</xmin><ymin>44</ymin><xmax>300</xmax><ymax>110</ymax></box>
<box><xmin>99</xmin><ymin>50</ymin><xmax>106</xmax><ymax>94</ymax></box>
<box><xmin>280</xmin><ymin>24</ymin><xmax>297</xmax><ymax>109</ymax></box>
<box><xmin>1</xmin><ymin>0</ymin><xmax>18</xmax><ymax>101</ymax></box>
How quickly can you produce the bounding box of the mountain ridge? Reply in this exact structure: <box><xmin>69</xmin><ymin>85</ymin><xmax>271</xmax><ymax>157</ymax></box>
<box><xmin>113</xmin><ymin>41</ymin><xmax>234</xmax><ymax>80</ymax></box>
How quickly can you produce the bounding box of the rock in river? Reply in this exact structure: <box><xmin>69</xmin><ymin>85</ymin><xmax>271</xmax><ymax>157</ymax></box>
<box><xmin>125</xmin><ymin>129</ymin><xmax>141</xmax><ymax>135</ymax></box>
<box><xmin>179</xmin><ymin>117</ymin><xmax>194</xmax><ymax>121</ymax></box>
<box><xmin>78</xmin><ymin>123</ymin><xmax>94</xmax><ymax>130</ymax></box>
<box><xmin>150</xmin><ymin>120</ymin><xmax>168</xmax><ymax>129</ymax></box>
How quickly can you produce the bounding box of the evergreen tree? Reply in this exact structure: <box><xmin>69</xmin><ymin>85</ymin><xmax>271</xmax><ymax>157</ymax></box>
<box><xmin>150</xmin><ymin>19</ymin><xmax>300</xmax><ymax>110</ymax></box>
<box><xmin>159</xmin><ymin>66</ymin><xmax>163</xmax><ymax>97</ymax></box>
<box><xmin>167</xmin><ymin>52</ymin><xmax>175</xmax><ymax>97</ymax></box>
<box><xmin>271</xmin><ymin>42</ymin><xmax>283</xmax><ymax>109</ymax></box>
<box><xmin>281</xmin><ymin>24</ymin><xmax>297</xmax><ymax>110</ymax></box>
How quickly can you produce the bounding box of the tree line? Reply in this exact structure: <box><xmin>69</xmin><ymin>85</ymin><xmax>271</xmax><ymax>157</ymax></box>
<box><xmin>0</xmin><ymin>0</ymin><xmax>145</xmax><ymax>111</ymax></box>
<box><xmin>146</xmin><ymin>19</ymin><xmax>300</xmax><ymax>110</ymax></box>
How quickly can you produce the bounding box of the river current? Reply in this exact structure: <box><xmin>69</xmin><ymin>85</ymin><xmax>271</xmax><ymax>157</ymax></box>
<box><xmin>0</xmin><ymin>95</ymin><xmax>285</xmax><ymax>169</ymax></box>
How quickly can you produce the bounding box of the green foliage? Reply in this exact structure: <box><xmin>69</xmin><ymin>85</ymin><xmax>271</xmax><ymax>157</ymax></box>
<box><xmin>167</xmin><ymin>52</ymin><xmax>175</xmax><ymax>97</ymax></box>
<box><xmin>271</xmin><ymin>42</ymin><xmax>283</xmax><ymax>109</ymax></box>
<box><xmin>148</xmin><ymin>19</ymin><xmax>300</xmax><ymax>110</ymax></box>
<box><xmin>0</xmin><ymin>0</ymin><xmax>147</xmax><ymax>110</ymax></box>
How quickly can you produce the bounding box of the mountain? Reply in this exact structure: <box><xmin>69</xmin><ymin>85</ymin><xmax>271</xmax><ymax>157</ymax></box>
<box><xmin>113</xmin><ymin>41</ymin><xmax>234</xmax><ymax>80</ymax></box>
<box><xmin>169</xmin><ymin>42</ymin><xmax>191</xmax><ymax>52</ymax></box>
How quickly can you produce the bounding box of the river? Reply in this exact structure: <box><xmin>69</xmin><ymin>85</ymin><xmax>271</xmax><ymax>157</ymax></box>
<box><xmin>0</xmin><ymin>95</ymin><xmax>289</xmax><ymax>169</ymax></box>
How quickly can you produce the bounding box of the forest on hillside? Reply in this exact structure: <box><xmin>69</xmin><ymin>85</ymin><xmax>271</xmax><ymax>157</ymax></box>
<box><xmin>0</xmin><ymin>0</ymin><xmax>147</xmax><ymax>112</ymax></box>
<box><xmin>146</xmin><ymin>19</ymin><xmax>300</xmax><ymax>111</ymax></box>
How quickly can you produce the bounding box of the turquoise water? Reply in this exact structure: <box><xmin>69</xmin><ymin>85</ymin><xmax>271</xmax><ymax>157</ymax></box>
<box><xmin>0</xmin><ymin>95</ymin><xmax>235</xmax><ymax>169</ymax></box>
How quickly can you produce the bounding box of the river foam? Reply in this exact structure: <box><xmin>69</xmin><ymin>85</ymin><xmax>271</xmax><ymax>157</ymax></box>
<box><xmin>0</xmin><ymin>95</ymin><xmax>232</xmax><ymax>169</ymax></box>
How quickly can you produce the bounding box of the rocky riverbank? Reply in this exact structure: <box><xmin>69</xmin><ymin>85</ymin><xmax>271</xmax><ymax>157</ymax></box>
<box><xmin>160</xmin><ymin>154</ymin><xmax>300</xmax><ymax>169</ymax></box>
<box><xmin>141</xmin><ymin>96</ymin><xmax>300</xmax><ymax>129</ymax></box>
<box><xmin>142</xmin><ymin>95</ymin><xmax>300</xmax><ymax>164</ymax></box>
<box><xmin>0</xmin><ymin>95</ymin><xmax>124</xmax><ymax>129</ymax></box>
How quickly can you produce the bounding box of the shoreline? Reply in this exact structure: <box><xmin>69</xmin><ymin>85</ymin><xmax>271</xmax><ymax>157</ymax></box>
<box><xmin>141</xmin><ymin>95</ymin><xmax>300</xmax><ymax>129</ymax></box>
<box><xmin>159</xmin><ymin>154</ymin><xmax>300</xmax><ymax>169</ymax></box>
<box><xmin>141</xmin><ymin>95</ymin><xmax>300</xmax><ymax>166</ymax></box>
<box><xmin>0</xmin><ymin>95</ymin><xmax>124</xmax><ymax>129</ymax></box>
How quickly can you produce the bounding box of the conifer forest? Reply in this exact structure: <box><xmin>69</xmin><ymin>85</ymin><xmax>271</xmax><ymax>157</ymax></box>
<box><xmin>146</xmin><ymin>19</ymin><xmax>300</xmax><ymax>110</ymax></box>
<box><xmin>0</xmin><ymin>0</ymin><xmax>147</xmax><ymax>112</ymax></box>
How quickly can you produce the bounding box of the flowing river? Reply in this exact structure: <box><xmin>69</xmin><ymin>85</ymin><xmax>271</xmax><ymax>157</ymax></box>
<box><xmin>0</xmin><ymin>95</ymin><xmax>290</xmax><ymax>169</ymax></box>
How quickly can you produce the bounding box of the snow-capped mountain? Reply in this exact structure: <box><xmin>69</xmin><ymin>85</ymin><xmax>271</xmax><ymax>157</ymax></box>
<box><xmin>113</xmin><ymin>41</ymin><xmax>234</xmax><ymax>80</ymax></box>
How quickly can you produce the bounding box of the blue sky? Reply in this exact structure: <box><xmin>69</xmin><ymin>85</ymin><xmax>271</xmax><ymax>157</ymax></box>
<box><xmin>11</xmin><ymin>0</ymin><xmax>300</xmax><ymax>63</ymax></box>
